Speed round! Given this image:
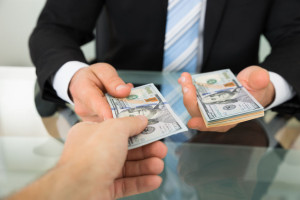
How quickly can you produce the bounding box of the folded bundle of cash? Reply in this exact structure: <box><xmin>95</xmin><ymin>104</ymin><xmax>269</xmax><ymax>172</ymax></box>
<box><xmin>106</xmin><ymin>83</ymin><xmax>187</xmax><ymax>149</ymax></box>
<box><xmin>192</xmin><ymin>69</ymin><xmax>264</xmax><ymax>128</ymax></box>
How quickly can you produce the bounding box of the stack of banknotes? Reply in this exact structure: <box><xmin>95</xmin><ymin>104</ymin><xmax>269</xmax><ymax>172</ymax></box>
<box><xmin>192</xmin><ymin>69</ymin><xmax>264</xmax><ymax>128</ymax></box>
<box><xmin>106</xmin><ymin>83</ymin><xmax>188</xmax><ymax>149</ymax></box>
<box><xmin>106</xmin><ymin>69</ymin><xmax>264</xmax><ymax>148</ymax></box>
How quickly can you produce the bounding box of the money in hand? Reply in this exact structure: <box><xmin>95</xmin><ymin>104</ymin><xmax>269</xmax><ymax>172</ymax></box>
<box><xmin>192</xmin><ymin>69</ymin><xmax>264</xmax><ymax>128</ymax></box>
<box><xmin>106</xmin><ymin>83</ymin><xmax>188</xmax><ymax>149</ymax></box>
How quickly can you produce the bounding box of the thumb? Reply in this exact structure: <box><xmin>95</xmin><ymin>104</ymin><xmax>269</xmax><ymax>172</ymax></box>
<box><xmin>237</xmin><ymin>66</ymin><xmax>275</xmax><ymax>107</ymax></box>
<box><xmin>237</xmin><ymin>66</ymin><xmax>270</xmax><ymax>91</ymax></box>
<box><xmin>91</xmin><ymin>63</ymin><xmax>132</xmax><ymax>97</ymax></box>
<box><xmin>110</xmin><ymin>115</ymin><xmax>149</xmax><ymax>138</ymax></box>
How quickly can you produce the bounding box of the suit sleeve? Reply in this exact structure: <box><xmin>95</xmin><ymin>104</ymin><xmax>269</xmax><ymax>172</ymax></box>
<box><xmin>29</xmin><ymin>0</ymin><xmax>104</xmax><ymax>104</ymax></box>
<box><xmin>260</xmin><ymin>0</ymin><xmax>300</xmax><ymax>117</ymax></box>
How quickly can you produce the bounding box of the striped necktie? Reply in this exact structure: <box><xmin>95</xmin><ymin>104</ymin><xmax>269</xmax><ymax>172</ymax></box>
<box><xmin>160</xmin><ymin>2</ymin><xmax>203</xmax><ymax>196</ymax></box>
<box><xmin>161</xmin><ymin>0</ymin><xmax>203</xmax><ymax>122</ymax></box>
<box><xmin>163</xmin><ymin>0</ymin><xmax>203</xmax><ymax>73</ymax></box>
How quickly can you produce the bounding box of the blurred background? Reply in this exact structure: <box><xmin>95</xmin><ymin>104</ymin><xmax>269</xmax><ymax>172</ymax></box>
<box><xmin>0</xmin><ymin>0</ymin><xmax>95</xmax><ymax>66</ymax></box>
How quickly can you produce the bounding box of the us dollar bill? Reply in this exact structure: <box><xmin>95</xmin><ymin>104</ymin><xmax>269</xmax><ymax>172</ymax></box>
<box><xmin>106</xmin><ymin>83</ymin><xmax>188</xmax><ymax>149</ymax></box>
<box><xmin>192</xmin><ymin>69</ymin><xmax>264</xmax><ymax>127</ymax></box>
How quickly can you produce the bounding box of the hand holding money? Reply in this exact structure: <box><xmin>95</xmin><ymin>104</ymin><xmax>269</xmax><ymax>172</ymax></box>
<box><xmin>69</xmin><ymin>63</ymin><xmax>133</xmax><ymax>122</ymax></box>
<box><xmin>178</xmin><ymin>66</ymin><xmax>273</xmax><ymax>132</ymax></box>
<box><xmin>106</xmin><ymin>84</ymin><xmax>187</xmax><ymax>149</ymax></box>
<box><xmin>236</xmin><ymin>66</ymin><xmax>275</xmax><ymax>107</ymax></box>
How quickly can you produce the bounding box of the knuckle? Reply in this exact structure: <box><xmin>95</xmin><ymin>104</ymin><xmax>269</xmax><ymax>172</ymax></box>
<box><xmin>181</xmin><ymin>72</ymin><xmax>189</xmax><ymax>77</ymax></box>
<box><xmin>93</xmin><ymin>63</ymin><xmax>116</xmax><ymax>73</ymax></box>
<box><xmin>109</xmin><ymin>76</ymin><xmax>124</xmax><ymax>86</ymax></box>
<box><xmin>81</xmin><ymin>87</ymin><xmax>93</xmax><ymax>97</ymax></box>
<box><xmin>104</xmin><ymin>118</ymin><xmax>125</xmax><ymax>132</ymax></box>
<box><xmin>74</xmin><ymin>104</ymin><xmax>89</xmax><ymax>116</ymax></box>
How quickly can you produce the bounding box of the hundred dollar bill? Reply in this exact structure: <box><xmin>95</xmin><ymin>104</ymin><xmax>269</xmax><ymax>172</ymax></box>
<box><xmin>106</xmin><ymin>83</ymin><xmax>188</xmax><ymax>149</ymax></box>
<box><xmin>192</xmin><ymin>69</ymin><xmax>264</xmax><ymax>127</ymax></box>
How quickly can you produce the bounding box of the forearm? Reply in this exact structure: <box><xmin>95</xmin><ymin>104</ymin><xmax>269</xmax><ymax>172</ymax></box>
<box><xmin>6</xmin><ymin>164</ymin><xmax>108</xmax><ymax>200</ymax></box>
<box><xmin>261</xmin><ymin>36</ymin><xmax>300</xmax><ymax>97</ymax></box>
<box><xmin>262</xmin><ymin>0</ymin><xmax>300</xmax><ymax>98</ymax></box>
<box><xmin>29</xmin><ymin>25</ymin><xmax>89</xmax><ymax>103</ymax></box>
<box><xmin>6</xmin><ymin>166</ymin><xmax>69</xmax><ymax>200</ymax></box>
<box><xmin>29</xmin><ymin>0</ymin><xmax>104</xmax><ymax>103</ymax></box>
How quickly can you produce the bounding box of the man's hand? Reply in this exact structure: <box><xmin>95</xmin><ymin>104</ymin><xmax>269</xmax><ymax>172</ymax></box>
<box><xmin>58</xmin><ymin>116</ymin><xmax>167</xmax><ymax>199</ymax></box>
<box><xmin>178</xmin><ymin>66</ymin><xmax>275</xmax><ymax>132</ymax></box>
<box><xmin>8</xmin><ymin>116</ymin><xmax>167</xmax><ymax>200</ymax></box>
<box><xmin>69</xmin><ymin>63</ymin><xmax>133</xmax><ymax>122</ymax></box>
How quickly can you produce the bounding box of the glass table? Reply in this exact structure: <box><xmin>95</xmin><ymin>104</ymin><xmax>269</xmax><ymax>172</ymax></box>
<box><xmin>1</xmin><ymin>66</ymin><xmax>300</xmax><ymax>199</ymax></box>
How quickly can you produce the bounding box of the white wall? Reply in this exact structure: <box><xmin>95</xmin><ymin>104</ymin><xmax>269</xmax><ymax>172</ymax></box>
<box><xmin>0</xmin><ymin>0</ymin><xmax>95</xmax><ymax>66</ymax></box>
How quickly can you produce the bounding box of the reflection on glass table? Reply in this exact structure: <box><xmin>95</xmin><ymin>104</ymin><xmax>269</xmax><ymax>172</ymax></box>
<box><xmin>1</xmin><ymin>67</ymin><xmax>300</xmax><ymax>199</ymax></box>
<box><xmin>122</xmin><ymin>120</ymin><xmax>300</xmax><ymax>200</ymax></box>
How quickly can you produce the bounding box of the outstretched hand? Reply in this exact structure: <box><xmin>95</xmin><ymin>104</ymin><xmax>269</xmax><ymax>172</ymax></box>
<box><xmin>178</xmin><ymin>66</ymin><xmax>275</xmax><ymax>132</ymax></box>
<box><xmin>69</xmin><ymin>63</ymin><xmax>133</xmax><ymax>122</ymax></box>
<box><xmin>58</xmin><ymin>116</ymin><xmax>167</xmax><ymax>199</ymax></box>
<box><xmin>7</xmin><ymin>116</ymin><xmax>167</xmax><ymax>200</ymax></box>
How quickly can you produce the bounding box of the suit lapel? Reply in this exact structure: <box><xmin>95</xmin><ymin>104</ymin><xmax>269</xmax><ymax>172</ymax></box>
<box><xmin>203</xmin><ymin>0</ymin><xmax>228</xmax><ymax>68</ymax></box>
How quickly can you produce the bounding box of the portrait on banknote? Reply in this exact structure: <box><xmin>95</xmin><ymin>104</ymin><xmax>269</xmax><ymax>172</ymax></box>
<box><xmin>201</xmin><ymin>87</ymin><xmax>241</xmax><ymax>104</ymax></box>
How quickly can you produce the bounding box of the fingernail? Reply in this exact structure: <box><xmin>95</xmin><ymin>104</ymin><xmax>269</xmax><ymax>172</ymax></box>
<box><xmin>116</xmin><ymin>85</ymin><xmax>127</xmax><ymax>91</ymax></box>
<box><xmin>103</xmin><ymin>115</ymin><xmax>109</xmax><ymax>121</ymax></box>
<box><xmin>183</xmin><ymin>87</ymin><xmax>189</xmax><ymax>94</ymax></box>
<box><xmin>180</xmin><ymin>76</ymin><xmax>186</xmax><ymax>83</ymax></box>
<box><xmin>137</xmin><ymin>115</ymin><xmax>148</xmax><ymax>122</ymax></box>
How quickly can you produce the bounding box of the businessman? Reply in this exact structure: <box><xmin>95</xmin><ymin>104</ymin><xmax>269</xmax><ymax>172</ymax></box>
<box><xmin>7</xmin><ymin>116</ymin><xmax>167</xmax><ymax>200</ymax></box>
<box><xmin>30</xmin><ymin>0</ymin><xmax>300</xmax><ymax>131</ymax></box>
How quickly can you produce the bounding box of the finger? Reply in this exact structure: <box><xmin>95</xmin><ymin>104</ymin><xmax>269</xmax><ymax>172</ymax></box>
<box><xmin>76</xmin><ymin>85</ymin><xmax>113</xmax><ymax>120</ymax></box>
<box><xmin>178</xmin><ymin>73</ymin><xmax>201</xmax><ymax>117</ymax></box>
<box><xmin>237</xmin><ymin>66</ymin><xmax>269</xmax><ymax>91</ymax></box>
<box><xmin>178</xmin><ymin>72</ymin><xmax>193</xmax><ymax>85</ymax></box>
<box><xmin>89</xmin><ymin>92</ymin><xmax>113</xmax><ymax>120</ymax></box>
<box><xmin>92</xmin><ymin>63</ymin><xmax>131</xmax><ymax>97</ymax></box>
<box><xmin>187</xmin><ymin>117</ymin><xmax>207</xmax><ymax>130</ymax></box>
<box><xmin>236</xmin><ymin>66</ymin><xmax>274</xmax><ymax>107</ymax></box>
<box><xmin>80</xmin><ymin>115</ymin><xmax>103</xmax><ymax>122</ymax></box>
<box><xmin>121</xmin><ymin>157</ymin><xmax>164</xmax><ymax>177</ymax></box>
<box><xmin>179</xmin><ymin>86</ymin><xmax>200</xmax><ymax>118</ymax></box>
<box><xmin>108</xmin><ymin>116</ymin><xmax>148</xmax><ymax>138</ymax></box>
<box><xmin>114</xmin><ymin>175</ymin><xmax>162</xmax><ymax>199</ymax></box>
<box><xmin>182</xmin><ymin>85</ymin><xmax>201</xmax><ymax>117</ymax></box>
<box><xmin>248</xmin><ymin>68</ymin><xmax>270</xmax><ymax>90</ymax></box>
<box><xmin>127</xmin><ymin>83</ymin><xmax>134</xmax><ymax>88</ymax></box>
<box><xmin>127</xmin><ymin>141</ymin><xmax>168</xmax><ymax>161</ymax></box>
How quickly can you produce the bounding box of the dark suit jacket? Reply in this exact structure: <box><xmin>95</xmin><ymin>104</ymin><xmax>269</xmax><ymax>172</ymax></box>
<box><xmin>29</xmin><ymin>0</ymin><xmax>300</xmax><ymax>115</ymax></box>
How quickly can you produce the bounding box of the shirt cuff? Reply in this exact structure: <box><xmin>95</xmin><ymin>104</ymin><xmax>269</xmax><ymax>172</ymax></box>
<box><xmin>265</xmin><ymin>71</ymin><xmax>296</xmax><ymax>110</ymax></box>
<box><xmin>53</xmin><ymin>61</ymin><xmax>89</xmax><ymax>104</ymax></box>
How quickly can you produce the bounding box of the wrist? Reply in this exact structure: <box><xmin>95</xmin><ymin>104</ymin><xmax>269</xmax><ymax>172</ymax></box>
<box><xmin>6</xmin><ymin>166</ymin><xmax>77</xmax><ymax>200</ymax></box>
<box><xmin>51</xmin><ymin>163</ymin><xmax>109</xmax><ymax>200</ymax></box>
<box><xmin>68</xmin><ymin>67</ymin><xmax>88</xmax><ymax>102</ymax></box>
<box><xmin>56</xmin><ymin>158</ymin><xmax>113</xmax><ymax>198</ymax></box>
<box><xmin>53</xmin><ymin>61</ymin><xmax>88</xmax><ymax>104</ymax></box>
